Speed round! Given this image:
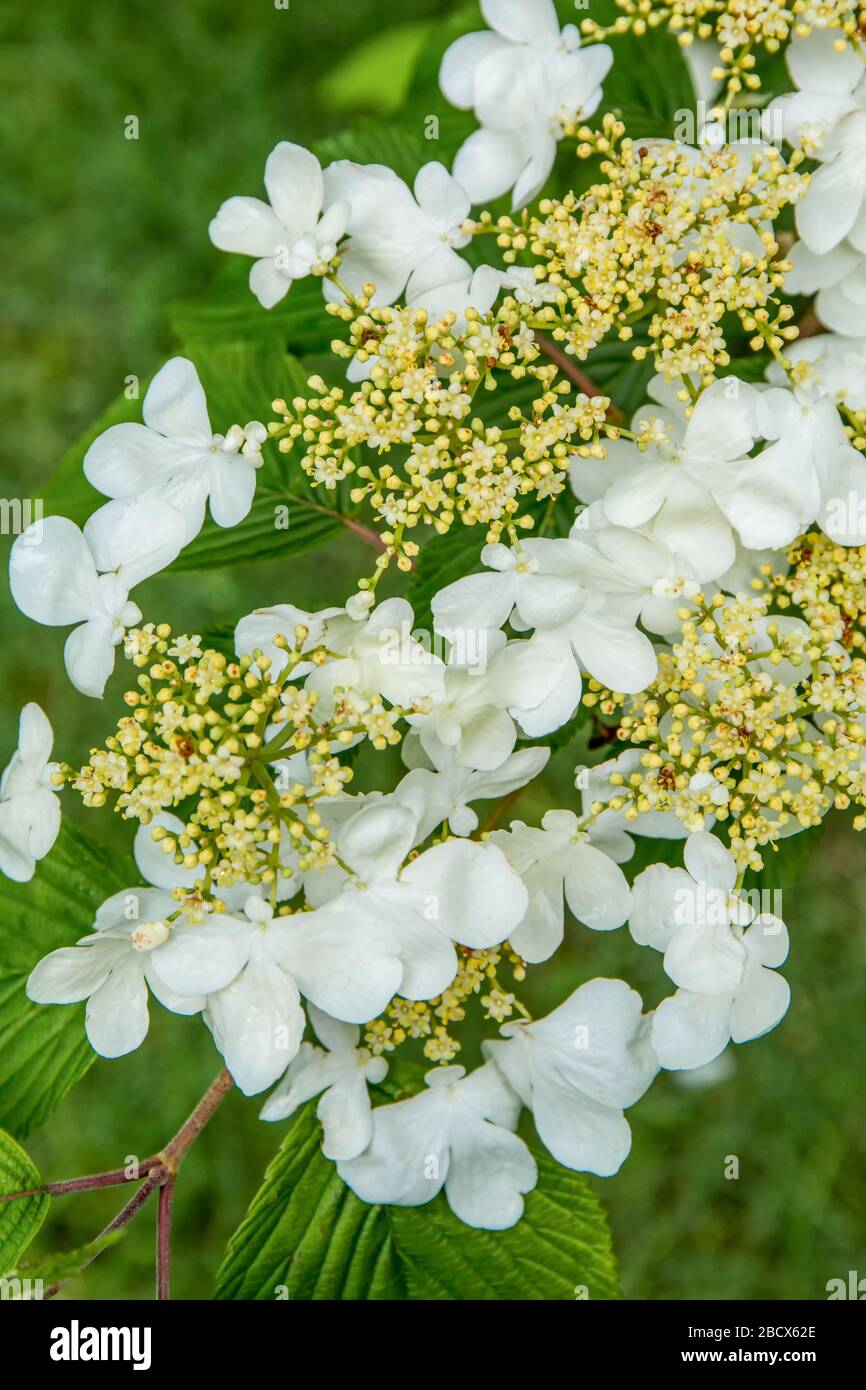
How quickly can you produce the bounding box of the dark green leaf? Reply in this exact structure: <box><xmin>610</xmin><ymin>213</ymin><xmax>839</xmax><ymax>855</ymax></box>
<box><xmin>0</xmin><ymin>1129</ymin><xmax>50</xmax><ymax>1275</ymax></box>
<box><xmin>0</xmin><ymin>820</ymin><xmax>135</xmax><ymax>1138</ymax></box>
<box><xmin>215</xmin><ymin>1101</ymin><xmax>620</xmax><ymax>1301</ymax></box>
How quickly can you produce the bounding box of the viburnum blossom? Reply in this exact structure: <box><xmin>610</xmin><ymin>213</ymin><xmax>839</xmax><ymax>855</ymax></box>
<box><xmin>11</xmin><ymin>5</ymin><xmax>866</xmax><ymax>1262</ymax></box>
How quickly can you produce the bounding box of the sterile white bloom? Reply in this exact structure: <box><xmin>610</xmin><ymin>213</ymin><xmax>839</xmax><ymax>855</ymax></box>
<box><xmin>209</xmin><ymin>142</ymin><xmax>349</xmax><ymax>307</ymax></box>
<box><xmin>235</xmin><ymin>596</ymin><xmax>444</xmax><ymax>717</ymax></box>
<box><xmin>395</xmin><ymin>732</ymin><xmax>549</xmax><ymax>837</ymax></box>
<box><xmin>260</xmin><ymin>1005</ymin><xmax>388</xmax><ymax>1160</ymax></box>
<box><xmin>745</xmin><ymin>382</ymin><xmax>866</xmax><ymax>546</ymax></box>
<box><xmin>0</xmin><ymin>704</ymin><xmax>61</xmax><ymax>883</ymax></box>
<box><xmin>306</xmin><ymin>597</ymin><xmax>445</xmax><ymax>716</ymax></box>
<box><xmin>26</xmin><ymin>887</ymin><xmax>212</xmax><ymax>1058</ymax></box>
<box><xmin>492</xmin><ymin>810</ymin><xmax>631</xmax><ymax>963</ymax></box>
<box><xmin>321</xmin><ymin>160</ymin><xmax>473</xmax><ymax>306</ymax></box>
<box><xmin>337</xmin><ymin>1062</ymin><xmax>537</xmax><ymax>1229</ymax></box>
<box><xmin>9</xmin><ymin>499</ymin><xmax>187</xmax><ymax>698</ymax></box>
<box><xmin>413</xmin><ymin>629</ymin><xmax>572</xmax><ymax>769</ymax></box>
<box><xmin>300</xmin><ymin>799</ymin><xmax>528</xmax><ymax>1000</ymax></box>
<box><xmin>432</xmin><ymin>536</ymin><xmax>659</xmax><ymax>694</ymax></box>
<box><xmin>763</xmin><ymin>30</ymin><xmax>866</xmax><ymax>255</ymax></box>
<box><xmin>767</xmin><ymin>333</ymin><xmax>866</xmax><ymax>415</ymax></box>
<box><xmin>786</xmin><ymin>238</ymin><xmax>866</xmax><ymax>337</ymax></box>
<box><xmin>484</xmin><ymin>978</ymin><xmax>657</xmax><ymax>1176</ymax></box>
<box><xmin>575</xmin><ymin>748</ymin><xmax>689</xmax><ymax>858</ymax></box>
<box><xmin>84</xmin><ymin>357</ymin><xmax>266</xmax><ymax>543</ymax></box>
<box><xmin>570</xmin><ymin>376</ymin><xmax>762</xmax><ymax>577</ymax></box>
<box><xmin>629</xmin><ymin>832</ymin><xmax>791</xmax><ymax>1070</ymax></box>
<box><xmin>441</xmin><ymin>0</ymin><xmax>613</xmax><ymax>208</ymax></box>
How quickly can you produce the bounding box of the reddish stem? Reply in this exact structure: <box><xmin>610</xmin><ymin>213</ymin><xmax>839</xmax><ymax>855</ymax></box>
<box><xmin>534</xmin><ymin>332</ymin><xmax>625</xmax><ymax>424</ymax></box>
<box><xmin>156</xmin><ymin>1178</ymin><xmax>175</xmax><ymax>1301</ymax></box>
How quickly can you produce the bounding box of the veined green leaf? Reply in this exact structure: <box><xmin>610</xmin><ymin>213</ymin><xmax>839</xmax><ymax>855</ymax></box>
<box><xmin>214</xmin><ymin>1102</ymin><xmax>619</xmax><ymax>1301</ymax></box>
<box><xmin>0</xmin><ymin>820</ymin><xmax>135</xmax><ymax>1138</ymax></box>
<box><xmin>0</xmin><ymin>1130</ymin><xmax>50</xmax><ymax>1275</ymax></box>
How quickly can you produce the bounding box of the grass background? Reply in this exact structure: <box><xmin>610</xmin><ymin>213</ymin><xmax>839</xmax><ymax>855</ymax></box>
<box><xmin>1</xmin><ymin>0</ymin><xmax>864</xmax><ymax>1299</ymax></box>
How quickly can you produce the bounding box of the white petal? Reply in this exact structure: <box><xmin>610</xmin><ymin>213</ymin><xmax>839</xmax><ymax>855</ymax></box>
<box><xmin>264</xmin><ymin>142</ymin><xmax>324</xmax><ymax>242</ymax></box>
<box><xmin>337</xmin><ymin>1087</ymin><xmax>449</xmax><ymax>1207</ymax></box>
<box><xmin>142</xmin><ymin>357</ymin><xmax>211</xmax><ymax>441</ymax></box>
<box><xmin>728</xmin><ymin>962</ymin><xmax>790</xmax><ymax>1043</ymax></box>
<box><xmin>9</xmin><ymin>516</ymin><xmax>100</xmax><ymax>627</ymax></box>
<box><xmin>249</xmin><ymin>257</ymin><xmax>292</xmax><ymax>308</ymax></box>
<box><xmin>568</xmin><ymin>612</ymin><xmax>658</xmax><ymax>694</ymax></box>
<box><xmin>147</xmin><ymin>917</ymin><xmax>251</xmax><ymax>997</ymax></box>
<box><xmin>481</xmin><ymin>0</ymin><xmax>560</xmax><ymax>46</ymax></box>
<box><xmin>207</xmin><ymin>455</ymin><xmax>257</xmax><ymax>529</ymax></box>
<box><xmin>563</xmin><ymin>843</ymin><xmax>630</xmax><ymax>931</ymax></box>
<box><xmin>205</xmin><ymin>959</ymin><xmax>305</xmax><ymax>1095</ymax></box>
<box><xmin>446</xmin><ymin>1121</ymin><xmax>537</xmax><ymax>1228</ymax></box>
<box><xmin>439</xmin><ymin>31</ymin><xmax>504</xmax><ymax>108</ymax></box>
<box><xmin>338</xmin><ymin>800</ymin><xmax>417</xmax><ymax>883</ymax></box>
<box><xmin>531</xmin><ymin>1066</ymin><xmax>634</xmax><ymax>1176</ymax></box>
<box><xmin>453</xmin><ymin>127</ymin><xmax>526</xmax><ymax>204</ymax></box>
<box><xmin>401</xmin><ymin>837</ymin><xmax>528</xmax><ymax>948</ymax></box>
<box><xmin>684</xmin><ymin>830</ymin><xmax>736</xmax><ymax>893</ymax></box>
<box><xmin>83</xmin><ymin>496</ymin><xmax>187</xmax><ymax>588</ymax></box>
<box><xmin>63</xmin><ymin>618</ymin><xmax>117</xmax><ymax>699</ymax></box>
<box><xmin>27</xmin><ymin>940</ymin><xmax>120</xmax><ymax>1004</ymax></box>
<box><xmin>652</xmin><ymin>989</ymin><xmax>733</xmax><ymax>1070</ymax></box>
<box><xmin>85</xmin><ymin>958</ymin><xmax>150</xmax><ymax>1058</ymax></box>
<box><xmin>209</xmin><ymin>196</ymin><xmax>285</xmax><ymax>257</ymax></box>
<box><xmin>629</xmin><ymin>865</ymin><xmax>694</xmax><ymax>950</ymax></box>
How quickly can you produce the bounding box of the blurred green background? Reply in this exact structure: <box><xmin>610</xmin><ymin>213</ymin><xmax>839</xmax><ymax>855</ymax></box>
<box><xmin>1</xmin><ymin>0</ymin><xmax>863</xmax><ymax>1299</ymax></box>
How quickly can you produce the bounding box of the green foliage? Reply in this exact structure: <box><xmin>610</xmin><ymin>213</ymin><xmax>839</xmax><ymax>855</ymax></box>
<box><xmin>9</xmin><ymin>1231</ymin><xmax>124</xmax><ymax>1288</ymax></box>
<box><xmin>0</xmin><ymin>821</ymin><xmax>135</xmax><ymax>1139</ymax></box>
<box><xmin>0</xmin><ymin>1129</ymin><xmax>49</xmax><ymax>1275</ymax></box>
<box><xmin>215</xmin><ymin>1102</ymin><xmax>619</xmax><ymax>1301</ymax></box>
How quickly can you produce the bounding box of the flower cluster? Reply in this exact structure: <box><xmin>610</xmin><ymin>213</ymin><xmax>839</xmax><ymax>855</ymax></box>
<box><xmin>6</xmin><ymin>0</ymin><xmax>866</xmax><ymax>1238</ymax></box>
<box><xmin>583</xmin><ymin>0</ymin><xmax>866</xmax><ymax>107</ymax></box>
<box><xmin>496</xmin><ymin>121</ymin><xmax>805</xmax><ymax>383</ymax></box>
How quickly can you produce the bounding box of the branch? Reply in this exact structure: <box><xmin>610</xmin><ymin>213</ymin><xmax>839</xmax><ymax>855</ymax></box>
<box><xmin>7</xmin><ymin>1067</ymin><xmax>234</xmax><ymax>1300</ymax></box>
<box><xmin>156</xmin><ymin>1178</ymin><xmax>175</xmax><ymax>1301</ymax></box>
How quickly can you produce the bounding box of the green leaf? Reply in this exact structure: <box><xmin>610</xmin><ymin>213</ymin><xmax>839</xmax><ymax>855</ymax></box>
<box><xmin>0</xmin><ymin>1129</ymin><xmax>50</xmax><ymax>1275</ymax></box>
<box><xmin>0</xmin><ymin>820</ymin><xmax>136</xmax><ymax>1139</ymax></box>
<box><xmin>10</xmin><ymin>1231</ymin><xmax>124</xmax><ymax>1291</ymax></box>
<box><xmin>214</xmin><ymin>1102</ymin><xmax>620</xmax><ymax>1301</ymax></box>
<box><xmin>319</xmin><ymin>23</ymin><xmax>436</xmax><ymax>116</ymax></box>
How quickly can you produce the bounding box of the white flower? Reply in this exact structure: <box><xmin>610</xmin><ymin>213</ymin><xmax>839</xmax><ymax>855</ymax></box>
<box><xmin>337</xmin><ymin>1062</ymin><xmax>537</xmax><ymax>1230</ymax></box>
<box><xmin>84</xmin><ymin>357</ymin><xmax>266</xmax><ymax>543</ymax></box>
<box><xmin>234</xmin><ymin>601</ymin><xmax>338</xmax><ymax>680</ymax></box>
<box><xmin>491</xmin><ymin>810</ymin><xmax>631</xmax><ymax>963</ymax></box>
<box><xmin>432</xmin><ymin>537</ymin><xmax>659</xmax><ymax>695</ymax></box>
<box><xmin>763</xmin><ymin>30</ymin><xmax>866</xmax><ymax>255</ymax></box>
<box><xmin>209</xmin><ymin>142</ymin><xmax>349</xmax><ymax>307</ymax></box>
<box><xmin>767</xmin><ymin>333</ymin><xmax>866</xmax><ymax>415</ymax></box>
<box><xmin>26</xmin><ymin>887</ymin><xmax>210</xmax><ymax>1058</ymax></box>
<box><xmin>0</xmin><ymin>704</ymin><xmax>61</xmax><ymax>882</ymax></box>
<box><xmin>321</xmin><ymin>160</ymin><xmax>472</xmax><ymax>306</ymax></box>
<box><xmin>570</xmin><ymin>376</ymin><xmax>761</xmax><ymax>578</ymax></box>
<box><xmin>301</xmin><ymin>799</ymin><xmax>528</xmax><ymax>1002</ymax></box>
<box><xmin>483</xmin><ymin>978</ymin><xmax>657</xmax><ymax>1176</ymax></box>
<box><xmin>9</xmin><ymin>499</ymin><xmax>187</xmax><ymax>697</ymax></box>
<box><xmin>413</xmin><ymin>629</ymin><xmax>573</xmax><ymax>769</ymax></box>
<box><xmin>260</xmin><ymin>1005</ymin><xmax>387</xmax><ymax>1160</ymax></box>
<box><xmin>743</xmin><ymin>383</ymin><xmax>866</xmax><ymax>547</ymax></box>
<box><xmin>305</xmin><ymin>597</ymin><xmax>445</xmax><ymax>717</ymax></box>
<box><xmin>569</xmin><ymin>509</ymin><xmax>703</xmax><ymax>638</ymax></box>
<box><xmin>629</xmin><ymin>832</ymin><xmax>791</xmax><ymax>1070</ymax></box>
<box><xmin>395</xmin><ymin>733</ymin><xmax>549</xmax><ymax>837</ymax></box>
<box><xmin>786</xmin><ymin>238</ymin><xmax>866</xmax><ymax>337</ymax></box>
<box><xmin>441</xmin><ymin>0</ymin><xmax>613</xmax><ymax>209</ymax></box>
